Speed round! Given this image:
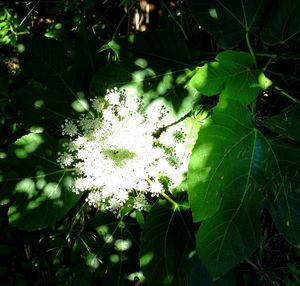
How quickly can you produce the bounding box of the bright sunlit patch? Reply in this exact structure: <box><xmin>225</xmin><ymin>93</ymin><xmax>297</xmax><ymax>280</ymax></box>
<box><xmin>29</xmin><ymin>126</ymin><xmax>44</xmax><ymax>133</ymax></box>
<box><xmin>86</xmin><ymin>253</ymin><xmax>101</xmax><ymax>270</ymax></box>
<box><xmin>209</xmin><ymin>8</ymin><xmax>218</xmax><ymax>19</ymax></box>
<box><xmin>72</xmin><ymin>98</ymin><xmax>89</xmax><ymax>113</ymax></box>
<box><xmin>140</xmin><ymin>252</ymin><xmax>154</xmax><ymax>267</ymax></box>
<box><xmin>114</xmin><ymin>239</ymin><xmax>132</xmax><ymax>251</ymax></box>
<box><xmin>44</xmin><ymin>182</ymin><xmax>61</xmax><ymax>199</ymax></box>
<box><xmin>15</xmin><ymin>178</ymin><xmax>35</xmax><ymax>197</ymax></box>
<box><xmin>34</xmin><ymin>99</ymin><xmax>44</xmax><ymax>109</ymax></box>
<box><xmin>109</xmin><ymin>254</ymin><xmax>120</xmax><ymax>263</ymax></box>
<box><xmin>135</xmin><ymin>58</ymin><xmax>148</xmax><ymax>69</ymax></box>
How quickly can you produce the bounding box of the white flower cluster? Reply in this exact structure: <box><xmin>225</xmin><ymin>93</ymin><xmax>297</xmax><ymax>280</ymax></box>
<box><xmin>57</xmin><ymin>88</ymin><xmax>190</xmax><ymax>213</ymax></box>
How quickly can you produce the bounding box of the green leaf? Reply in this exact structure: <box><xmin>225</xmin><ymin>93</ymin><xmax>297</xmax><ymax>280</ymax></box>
<box><xmin>190</xmin><ymin>51</ymin><xmax>269</xmax><ymax>105</ymax></box>
<box><xmin>266</xmin><ymin>140</ymin><xmax>300</xmax><ymax>247</ymax></box>
<box><xmin>0</xmin><ymin>133</ymin><xmax>80</xmax><ymax>230</ymax></box>
<box><xmin>118</xmin><ymin>29</ymin><xmax>191</xmax><ymax>67</ymax></box>
<box><xmin>11</xmin><ymin>83</ymin><xmax>77</xmax><ymax>134</ymax></box>
<box><xmin>196</xmin><ymin>186</ymin><xmax>263</xmax><ymax>278</ymax></box>
<box><xmin>71</xmin><ymin>212</ymin><xmax>141</xmax><ymax>286</ymax></box>
<box><xmin>188</xmin><ymin>99</ymin><xmax>271</xmax><ymax>221</ymax></box>
<box><xmin>139</xmin><ymin>200</ymin><xmax>200</xmax><ymax>286</ymax></box>
<box><xmin>19</xmin><ymin>36</ymin><xmax>75</xmax><ymax>94</ymax></box>
<box><xmin>261</xmin><ymin>0</ymin><xmax>300</xmax><ymax>45</ymax></box>
<box><xmin>268</xmin><ymin>192</ymin><xmax>300</xmax><ymax>247</ymax></box>
<box><xmin>186</xmin><ymin>0</ymin><xmax>270</xmax><ymax>48</ymax></box>
<box><xmin>264</xmin><ymin>103</ymin><xmax>300</xmax><ymax>143</ymax></box>
<box><xmin>69</xmin><ymin>26</ymin><xmax>103</xmax><ymax>93</ymax></box>
<box><xmin>90</xmin><ymin>61</ymin><xmax>200</xmax><ymax>121</ymax></box>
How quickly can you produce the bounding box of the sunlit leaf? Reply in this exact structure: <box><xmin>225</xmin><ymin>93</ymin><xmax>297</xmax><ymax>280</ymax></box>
<box><xmin>190</xmin><ymin>51</ymin><xmax>269</xmax><ymax>105</ymax></box>
<box><xmin>188</xmin><ymin>99</ymin><xmax>272</xmax><ymax>221</ymax></box>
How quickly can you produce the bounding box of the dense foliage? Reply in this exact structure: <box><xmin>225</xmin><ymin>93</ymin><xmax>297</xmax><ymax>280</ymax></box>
<box><xmin>0</xmin><ymin>0</ymin><xmax>300</xmax><ymax>285</ymax></box>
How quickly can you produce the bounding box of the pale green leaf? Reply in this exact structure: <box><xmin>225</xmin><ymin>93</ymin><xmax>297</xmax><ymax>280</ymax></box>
<box><xmin>190</xmin><ymin>51</ymin><xmax>268</xmax><ymax>105</ymax></box>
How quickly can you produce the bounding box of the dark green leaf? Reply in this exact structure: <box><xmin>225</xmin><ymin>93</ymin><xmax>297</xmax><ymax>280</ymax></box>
<box><xmin>189</xmin><ymin>51</ymin><xmax>269</xmax><ymax>105</ymax></box>
<box><xmin>11</xmin><ymin>83</ymin><xmax>77</xmax><ymax>134</ymax></box>
<box><xmin>261</xmin><ymin>0</ymin><xmax>300</xmax><ymax>45</ymax></box>
<box><xmin>266</xmin><ymin>140</ymin><xmax>300</xmax><ymax>247</ymax></box>
<box><xmin>71</xmin><ymin>212</ymin><xmax>141</xmax><ymax>286</ymax></box>
<box><xmin>196</xmin><ymin>186</ymin><xmax>263</xmax><ymax>278</ymax></box>
<box><xmin>69</xmin><ymin>26</ymin><xmax>103</xmax><ymax>93</ymax></box>
<box><xmin>0</xmin><ymin>133</ymin><xmax>80</xmax><ymax>230</ymax></box>
<box><xmin>264</xmin><ymin>103</ymin><xmax>300</xmax><ymax>143</ymax></box>
<box><xmin>19</xmin><ymin>36</ymin><xmax>75</xmax><ymax>94</ymax></box>
<box><xmin>268</xmin><ymin>192</ymin><xmax>300</xmax><ymax>247</ymax></box>
<box><xmin>186</xmin><ymin>0</ymin><xmax>270</xmax><ymax>48</ymax></box>
<box><xmin>139</xmin><ymin>200</ymin><xmax>198</xmax><ymax>286</ymax></box>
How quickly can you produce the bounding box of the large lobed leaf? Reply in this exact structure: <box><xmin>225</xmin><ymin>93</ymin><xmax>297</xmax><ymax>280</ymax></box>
<box><xmin>189</xmin><ymin>51</ymin><xmax>270</xmax><ymax>105</ymax></box>
<box><xmin>188</xmin><ymin>99</ymin><xmax>300</xmax><ymax>277</ymax></box>
<box><xmin>0</xmin><ymin>133</ymin><xmax>80</xmax><ymax>230</ymax></box>
<box><xmin>265</xmin><ymin>139</ymin><xmax>300</xmax><ymax>247</ymax></box>
<box><xmin>188</xmin><ymin>99</ymin><xmax>271</xmax><ymax>221</ymax></box>
<box><xmin>186</xmin><ymin>0</ymin><xmax>270</xmax><ymax>49</ymax></box>
<box><xmin>140</xmin><ymin>200</ymin><xmax>201</xmax><ymax>286</ymax></box>
<box><xmin>196</xmin><ymin>186</ymin><xmax>263</xmax><ymax>278</ymax></box>
<box><xmin>261</xmin><ymin>0</ymin><xmax>300</xmax><ymax>45</ymax></box>
<box><xmin>264</xmin><ymin>103</ymin><xmax>300</xmax><ymax>143</ymax></box>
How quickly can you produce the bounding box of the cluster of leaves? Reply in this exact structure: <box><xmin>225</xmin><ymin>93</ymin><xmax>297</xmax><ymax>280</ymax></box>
<box><xmin>0</xmin><ymin>0</ymin><xmax>300</xmax><ymax>285</ymax></box>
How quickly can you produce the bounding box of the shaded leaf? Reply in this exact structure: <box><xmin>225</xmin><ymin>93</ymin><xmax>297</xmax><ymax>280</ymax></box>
<box><xmin>69</xmin><ymin>26</ymin><xmax>103</xmax><ymax>92</ymax></box>
<box><xmin>119</xmin><ymin>29</ymin><xmax>191</xmax><ymax>68</ymax></box>
<box><xmin>186</xmin><ymin>0</ymin><xmax>270</xmax><ymax>48</ymax></box>
<box><xmin>71</xmin><ymin>212</ymin><xmax>141</xmax><ymax>286</ymax></box>
<box><xmin>190</xmin><ymin>51</ymin><xmax>269</xmax><ymax>105</ymax></box>
<box><xmin>11</xmin><ymin>83</ymin><xmax>77</xmax><ymax>134</ymax></box>
<box><xmin>261</xmin><ymin>0</ymin><xmax>300</xmax><ymax>45</ymax></box>
<box><xmin>19</xmin><ymin>36</ymin><xmax>74</xmax><ymax>93</ymax></box>
<box><xmin>139</xmin><ymin>200</ymin><xmax>198</xmax><ymax>286</ymax></box>
<box><xmin>264</xmin><ymin>103</ymin><xmax>300</xmax><ymax>143</ymax></box>
<box><xmin>196</xmin><ymin>186</ymin><xmax>263</xmax><ymax>278</ymax></box>
<box><xmin>0</xmin><ymin>133</ymin><xmax>80</xmax><ymax>230</ymax></box>
<box><xmin>266</xmin><ymin>140</ymin><xmax>300</xmax><ymax>247</ymax></box>
<box><xmin>268</xmin><ymin>192</ymin><xmax>300</xmax><ymax>247</ymax></box>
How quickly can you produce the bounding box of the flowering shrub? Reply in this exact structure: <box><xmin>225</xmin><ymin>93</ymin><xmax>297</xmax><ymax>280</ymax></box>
<box><xmin>58</xmin><ymin>88</ymin><xmax>190</xmax><ymax>213</ymax></box>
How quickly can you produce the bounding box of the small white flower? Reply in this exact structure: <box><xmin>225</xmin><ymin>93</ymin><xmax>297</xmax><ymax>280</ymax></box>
<box><xmin>133</xmin><ymin>193</ymin><xmax>148</xmax><ymax>211</ymax></box>
<box><xmin>57</xmin><ymin>152</ymin><xmax>73</xmax><ymax>167</ymax></box>
<box><xmin>62</xmin><ymin>120</ymin><xmax>78</xmax><ymax>137</ymax></box>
